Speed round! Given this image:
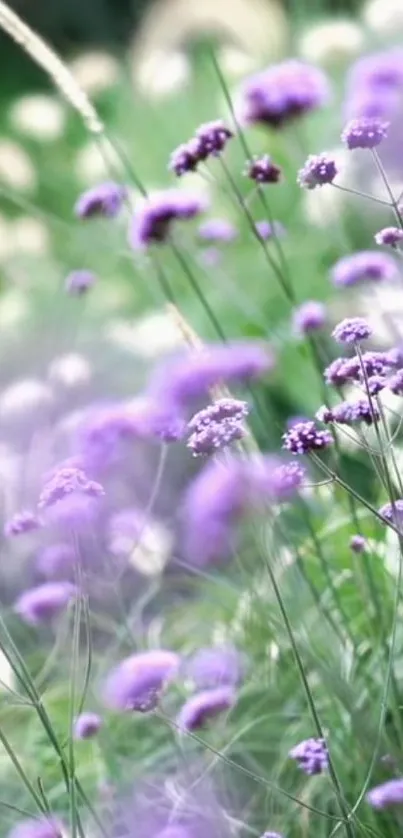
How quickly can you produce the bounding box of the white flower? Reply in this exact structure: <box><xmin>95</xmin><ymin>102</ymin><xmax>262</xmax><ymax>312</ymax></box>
<box><xmin>0</xmin><ymin>140</ymin><xmax>36</xmax><ymax>191</ymax></box>
<box><xmin>298</xmin><ymin>19</ymin><xmax>365</xmax><ymax>65</ymax></box>
<box><xmin>363</xmin><ymin>0</ymin><xmax>403</xmax><ymax>35</ymax></box>
<box><xmin>9</xmin><ymin>94</ymin><xmax>66</xmax><ymax>141</ymax></box>
<box><xmin>69</xmin><ymin>51</ymin><xmax>119</xmax><ymax>94</ymax></box>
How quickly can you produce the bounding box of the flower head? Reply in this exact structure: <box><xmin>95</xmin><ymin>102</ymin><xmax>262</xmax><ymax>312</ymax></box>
<box><xmin>297</xmin><ymin>153</ymin><xmax>338</xmax><ymax>189</ymax></box>
<box><xmin>4</xmin><ymin>510</ymin><xmax>39</xmax><ymax>537</ymax></box>
<box><xmin>38</xmin><ymin>466</ymin><xmax>104</xmax><ymax>510</ymax></box>
<box><xmin>342</xmin><ymin>117</ymin><xmax>389</xmax><ymax>149</ymax></box>
<box><xmin>129</xmin><ymin>189</ymin><xmax>208</xmax><ymax>249</ymax></box>
<box><xmin>289</xmin><ymin>737</ymin><xmax>328</xmax><ymax>774</ymax></box>
<box><xmin>293</xmin><ymin>300</ymin><xmax>327</xmax><ymax>334</ymax></box>
<box><xmin>7</xmin><ymin>817</ymin><xmax>65</xmax><ymax>838</ymax></box>
<box><xmin>195</xmin><ymin>120</ymin><xmax>233</xmax><ymax>156</ymax></box>
<box><xmin>245</xmin><ymin>155</ymin><xmax>282</xmax><ymax>184</ymax></box>
<box><xmin>74</xmin><ymin>181</ymin><xmax>127</xmax><ymax>219</ymax></box>
<box><xmin>332</xmin><ymin>317</ymin><xmax>372</xmax><ymax>344</ymax></box>
<box><xmin>367</xmin><ymin>779</ymin><xmax>403</xmax><ymax>809</ymax></box>
<box><xmin>350</xmin><ymin>534</ymin><xmax>366</xmax><ymax>553</ymax></box>
<box><xmin>14</xmin><ymin>582</ymin><xmax>76</xmax><ymax>625</ymax></box>
<box><xmin>262</xmin><ymin>459</ymin><xmax>306</xmax><ymax>500</ymax></box>
<box><xmin>378</xmin><ymin>499</ymin><xmax>403</xmax><ymax>528</ymax></box>
<box><xmin>255</xmin><ymin>220</ymin><xmax>286</xmax><ymax>240</ymax></box>
<box><xmin>198</xmin><ymin>218</ymin><xmax>237</xmax><ymax>243</ymax></box>
<box><xmin>331</xmin><ymin>251</ymin><xmax>397</xmax><ymax>287</ymax></box>
<box><xmin>388</xmin><ymin>369</ymin><xmax>403</xmax><ymax>394</ymax></box>
<box><xmin>169</xmin><ymin>138</ymin><xmax>202</xmax><ymax>176</ymax></box>
<box><xmin>238</xmin><ymin>60</ymin><xmax>330</xmax><ymax>128</ymax></box>
<box><xmin>102</xmin><ymin>649</ymin><xmax>180</xmax><ymax>712</ymax></box>
<box><xmin>73</xmin><ymin>711</ymin><xmax>102</xmax><ymax>740</ymax></box>
<box><xmin>317</xmin><ymin>398</ymin><xmax>379</xmax><ymax>426</ymax></box>
<box><xmin>65</xmin><ymin>270</ymin><xmax>97</xmax><ymax>295</ymax></box>
<box><xmin>375</xmin><ymin>226</ymin><xmax>403</xmax><ymax>248</ymax></box>
<box><xmin>187</xmin><ymin>398</ymin><xmax>249</xmax><ymax>456</ymax></box>
<box><xmin>184</xmin><ymin>645</ymin><xmax>243</xmax><ymax>689</ymax></box>
<box><xmin>176</xmin><ymin>686</ymin><xmax>236</xmax><ymax>731</ymax></box>
<box><xmin>282</xmin><ymin>421</ymin><xmax>333</xmax><ymax>454</ymax></box>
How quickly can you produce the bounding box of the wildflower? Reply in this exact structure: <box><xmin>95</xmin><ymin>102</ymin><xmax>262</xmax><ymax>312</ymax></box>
<box><xmin>378</xmin><ymin>499</ymin><xmax>403</xmax><ymax>528</ymax></box>
<box><xmin>7</xmin><ymin>817</ymin><xmax>65</xmax><ymax>838</ymax></box>
<box><xmin>297</xmin><ymin>153</ymin><xmax>338</xmax><ymax>189</ymax></box>
<box><xmin>198</xmin><ymin>218</ymin><xmax>237</xmax><ymax>243</ymax></box>
<box><xmin>317</xmin><ymin>398</ymin><xmax>378</xmax><ymax>426</ymax></box>
<box><xmin>176</xmin><ymin>686</ymin><xmax>236</xmax><ymax>731</ymax></box>
<box><xmin>388</xmin><ymin>369</ymin><xmax>403</xmax><ymax>394</ymax></box>
<box><xmin>332</xmin><ymin>317</ymin><xmax>372</xmax><ymax>344</ymax></box>
<box><xmin>375</xmin><ymin>226</ymin><xmax>403</xmax><ymax>248</ymax></box>
<box><xmin>169</xmin><ymin>138</ymin><xmax>202</xmax><ymax>176</ymax></box>
<box><xmin>255</xmin><ymin>220</ymin><xmax>286</xmax><ymax>240</ymax></box>
<box><xmin>238</xmin><ymin>60</ymin><xmax>330</xmax><ymax>128</ymax></box>
<box><xmin>365</xmin><ymin>375</ymin><xmax>386</xmax><ymax>395</ymax></box>
<box><xmin>289</xmin><ymin>737</ymin><xmax>328</xmax><ymax>774</ymax></box>
<box><xmin>129</xmin><ymin>188</ymin><xmax>208</xmax><ymax>249</ymax></box>
<box><xmin>358</xmin><ymin>350</ymin><xmax>395</xmax><ymax>377</ymax></box>
<box><xmin>367</xmin><ymin>778</ymin><xmax>403</xmax><ymax>808</ymax></box>
<box><xmin>14</xmin><ymin>582</ymin><xmax>76</xmax><ymax>625</ymax></box>
<box><xmin>293</xmin><ymin>300</ymin><xmax>327</xmax><ymax>334</ymax></box>
<box><xmin>263</xmin><ymin>459</ymin><xmax>306</xmax><ymax>500</ymax></box>
<box><xmin>341</xmin><ymin>117</ymin><xmax>389</xmax><ymax>149</ymax></box>
<box><xmin>74</xmin><ymin>181</ymin><xmax>127</xmax><ymax>219</ymax></box>
<box><xmin>195</xmin><ymin>120</ymin><xmax>233</xmax><ymax>156</ymax></box>
<box><xmin>331</xmin><ymin>251</ymin><xmax>397</xmax><ymax>286</ymax></box>
<box><xmin>102</xmin><ymin>649</ymin><xmax>180</xmax><ymax>712</ymax></box>
<box><xmin>282</xmin><ymin>421</ymin><xmax>333</xmax><ymax>455</ymax></box>
<box><xmin>65</xmin><ymin>269</ymin><xmax>97</xmax><ymax>296</ymax></box>
<box><xmin>187</xmin><ymin>398</ymin><xmax>248</xmax><ymax>456</ymax></box>
<box><xmin>350</xmin><ymin>534</ymin><xmax>366</xmax><ymax>553</ymax></box>
<box><xmin>149</xmin><ymin>343</ymin><xmax>274</xmax><ymax>409</ymax></box>
<box><xmin>38</xmin><ymin>466</ymin><xmax>104</xmax><ymax>510</ymax></box>
<box><xmin>4</xmin><ymin>511</ymin><xmax>40</xmax><ymax>537</ymax></box>
<box><xmin>184</xmin><ymin>645</ymin><xmax>243</xmax><ymax>689</ymax></box>
<box><xmin>73</xmin><ymin>711</ymin><xmax>102</xmax><ymax>739</ymax></box>
<box><xmin>324</xmin><ymin>357</ymin><xmax>357</xmax><ymax>386</ymax></box>
<box><xmin>36</xmin><ymin>543</ymin><xmax>76</xmax><ymax>578</ymax></box>
<box><xmin>245</xmin><ymin>155</ymin><xmax>282</xmax><ymax>184</ymax></box>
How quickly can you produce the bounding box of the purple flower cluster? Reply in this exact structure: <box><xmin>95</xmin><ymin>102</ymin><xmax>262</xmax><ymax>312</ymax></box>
<box><xmin>245</xmin><ymin>155</ymin><xmax>282</xmax><ymax>184</ymax></box>
<box><xmin>324</xmin><ymin>350</ymin><xmax>397</xmax><ymax>387</ymax></box>
<box><xmin>331</xmin><ymin>251</ymin><xmax>397</xmax><ymax>287</ymax></box>
<box><xmin>317</xmin><ymin>398</ymin><xmax>379</xmax><ymax>426</ymax></box>
<box><xmin>293</xmin><ymin>300</ymin><xmax>327</xmax><ymax>335</ymax></box>
<box><xmin>74</xmin><ymin>181</ymin><xmax>127</xmax><ymax>219</ymax></box>
<box><xmin>378</xmin><ymin>499</ymin><xmax>403</xmax><ymax>529</ymax></box>
<box><xmin>14</xmin><ymin>581</ymin><xmax>76</xmax><ymax>625</ymax></box>
<box><xmin>289</xmin><ymin>737</ymin><xmax>328</xmax><ymax>775</ymax></box>
<box><xmin>129</xmin><ymin>189</ymin><xmax>208</xmax><ymax>249</ymax></box>
<box><xmin>4</xmin><ymin>510</ymin><xmax>40</xmax><ymax>537</ymax></box>
<box><xmin>176</xmin><ymin>686</ymin><xmax>235</xmax><ymax>732</ymax></box>
<box><xmin>65</xmin><ymin>269</ymin><xmax>97</xmax><ymax>296</ymax></box>
<box><xmin>102</xmin><ymin>649</ymin><xmax>181</xmax><ymax>712</ymax></box>
<box><xmin>367</xmin><ymin>779</ymin><xmax>403</xmax><ymax>809</ymax></box>
<box><xmin>237</xmin><ymin>60</ymin><xmax>330</xmax><ymax>128</ymax></box>
<box><xmin>332</xmin><ymin>317</ymin><xmax>372</xmax><ymax>344</ymax></box>
<box><xmin>169</xmin><ymin>120</ymin><xmax>233</xmax><ymax>176</ymax></box>
<box><xmin>184</xmin><ymin>645</ymin><xmax>243</xmax><ymax>689</ymax></box>
<box><xmin>38</xmin><ymin>466</ymin><xmax>104</xmax><ymax>509</ymax></box>
<box><xmin>255</xmin><ymin>220</ymin><xmax>286</xmax><ymax>240</ymax></box>
<box><xmin>73</xmin><ymin>711</ymin><xmax>102</xmax><ymax>740</ymax></box>
<box><xmin>341</xmin><ymin>117</ymin><xmax>389</xmax><ymax>149</ymax></box>
<box><xmin>198</xmin><ymin>218</ymin><xmax>237</xmax><ymax>243</ymax></box>
<box><xmin>187</xmin><ymin>398</ymin><xmax>249</xmax><ymax>457</ymax></box>
<box><xmin>297</xmin><ymin>153</ymin><xmax>338</xmax><ymax>189</ymax></box>
<box><xmin>344</xmin><ymin>48</ymin><xmax>403</xmax><ymax>122</ymax></box>
<box><xmin>350</xmin><ymin>534</ymin><xmax>366</xmax><ymax>553</ymax></box>
<box><xmin>282</xmin><ymin>421</ymin><xmax>333</xmax><ymax>455</ymax></box>
<box><xmin>375</xmin><ymin>227</ymin><xmax>403</xmax><ymax>248</ymax></box>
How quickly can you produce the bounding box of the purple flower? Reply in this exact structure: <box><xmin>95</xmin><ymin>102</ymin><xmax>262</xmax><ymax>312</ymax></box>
<box><xmin>7</xmin><ymin>817</ymin><xmax>65</xmax><ymax>838</ymax></box>
<box><xmin>350</xmin><ymin>534</ymin><xmax>366</xmax><ymax>553</ymax></box>
<box><xmin>184</xmin><ymin>645</ymin><xmax>243</xmax><ymax>689</ymax></box>
<box><xmin>198</xmin><ymin>218</ymin><xmax>237</xmax><ymax>243</ymax></box>
<box><xmin>289</xmin><ymin>737</ymin><xmax>328</xmax><ymax>775</ymax></box>
<box><xmin>358</xmin><ymin>351</ymin><xmax>395</xmax><ymax>377</ymax></box>
<box><xmin>341</xmin><ymin>117</ymin><xmax>389</xmax><ymax>149</ymax></box>
<box><xmin>388</xmin><ymin>369</ymin><xmax>403</xmax><ymax>394</ymax></box>
<box><xmin>73</xmin><ymin>711</ymin><xmax>102</xmax><ymax>740</ymax></box>
<box><xmin>74</xmin><ymin>181</ymin><xmax>127</xmax><ymax>219</ymax></box>
<box><xmin>4</xmin><ymin>511</ymin><xmax>39</xmax><ymax>537</ymax></box>
<box><xmin>375</xmin><ymin>227</ymin><xmax>403</xmax><ymax>248</ymax></box>
<box><xmin>324</xmin><ymin>357</ymin><xmax>357</xmax><ymax>386</ymax></box>
<box><xmin>245</xmin><ymin>155</ymin><xmax>282</xmax><ymax>184</ymax></box>
<box><xmin>293</xmin><ymin>300</ymin><xmax>327</xmax><ymax>335</ymax></box>
<box><xmin>195</xmin><ymin>120</ymin><xmax>233</xmax><ymax>156</ymax></box>
<box><xmin>258</xmin><ymin>456</ymin><xmax>306</xmax><ymax>501</ymax></box>
<box><xmin>14</xmin><ymin>582</ymin><xmax>76</xmax><ymax>625</ymax></box>
<box><xmin>238</xmin><ymin>60</ymin><xmax>330</xmax><ymax>128</ymax></box>
<box><xmin>255</xmin><ymin>220</ymin><xmax>286</xmax><ymax>240</ymax></box>
<box><xmin>317</xmin><ymin>398</ymin><xmax>379</xmax><ymax>426</ymax></box>
<box><xmin>187</xmin><ymin>398</ymin><xmax>249</xmax><ymax>456</ymax></box>
<box><xmin>378</xmin><ymin>499</ymin><xmax>403</xmax><ymax>529</ymax></box>
<box><xmin>332</xmin><ymin>317</ymin><xmax>372</xmax><ymax>344</ymax></box>
<box><xmin>176</xmin><ymin>686</ymin><xmax>236</xmax><ymax>731</ymax></box>
<box><xmin>36</xmin><ymin>543</ymin><xmax>76</xmax><ymax>578</ymax></box>
<box><xmin>149</xmin><ymin>343</ymin><xmax>274</xmax><ymax>410</ymax></box>
<box><xmin>282</xmin><ymin>421</ymin><xmax>333</xmax><ymax>455</ymax></box>
<box><xmin>169</xmin><ymin>138</ymin><xmax>203</xmax><ymax>176</ymax></box>
<box><xmin>129</xmin><ymin>189</ymin><xmax>208</xmax><ymax>249</ymax></box>
<box><xmin>65</xmin><ymin>270</ymin><xmax>97</xmax><ymax>295</ymax></box>
<box><xmin>365</xmin><ymin>375</ymin><xmax>386</xmax><ymax>395</ymax></box>
<box><xmin>367</xmin><ymin>779</ymin><xmax>403</xmax><ymax>809</ymax></box>
<box><xmin>297</xmin><ymin>153</ymin><xmax>338</xmax><ymax>189</ymax></box>
<box><xmin>331</xmin><ymin>251</ymin><xmax>397</xmax><ymax>287</ymax></box>
<box><xmin>102</xmin><ymin>649</ymin><xmax>180</xmax><ymax>712</ymax></box>
<box><xmin>38</xmin><ymin>466</ymin><xmax>104</xmax><ymax>510</ymax></box>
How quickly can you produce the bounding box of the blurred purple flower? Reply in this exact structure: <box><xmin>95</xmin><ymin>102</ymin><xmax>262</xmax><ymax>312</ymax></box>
<box><xmin>375</xmin><ymin>227</ymin><xmax>403</xmax><ymax>248</ymax></box>
<box><xmin>38</xmin><ymin>466</ymin><xmax>104</xmax><ymax>510</ymax></box>
<box><xmin>187</xmin><ymin>398</ymin><xmax>249</xmax><ymax>456</ymax></box>
<box><xmin>36</xmin><ymin>542</ymin><xmax>76</xmax><ymax>578</ymax></box>
<box><xmin>378</xmin><ymin>499</ymin><xmax>403</xmax><ymax>529</ymax></box>
<box><xmin>350</xmin><ymin>534</ymin><xmax>366</xmax><ymax>553</ymax></box>
<box><xmin>195</xmin><ymin>120</ymin><xmax>233</xmax><ymax>156</ymax></box>
<box><xmin>297</xmin><ymin>153</ymin><xmax>338</xmax><ymax>189</ymax></box>
<box><xmin>129</xmin><ymin>189</ymin><xmax>208</xmax><ymax>249</ymax></box>
<box><xmin>73</xmin><ymin>711</ymin><xmax>102</xmax><ymax>739</ymax></box>
<box><xmin>245</xmin><ymin>155</ymin><xmax>282</xmax><ymax>184</ymax></box>
<box><xmin>317</xmin><ymin>398</ymin><xmax>379</xmax><ymax>426</ymax></box>
<box><xmin>197</xmin><ymin>218</ymin><xmax>237</xmax><ymax>243</ymax></box>
<box><xmin>289</xmin><ymin>737</ymin><xmax>328</xmax><ymax>775</ymax></box>
<box><xmin>176</xmin><ymin>686</ymin><xmax>236</xmax><ymax>731</ymax></box>
<box><xmin>261</xmin><ymin>458</ymin><xmax>306</xmax><ymax>500</ymax></box>
<box><xmin>238</xmin><ymin>60</ymin><xmax>330</xmax><ymax>128</ymax></box>
<box><xmin>14</xmin><ymin>582</ymin><xmax>76</xmax><ymax>625</ymax></box>
<box><xmin>7</xmin><ymin>817</ymin><xmax>65</xmax><ymax>838</ymax></box>
<box><xmin>332</xmin><ymin>317</ymin><xmax>372</xmax><ymax>344</ymax></box>
<box><xmin>255</xmin><ymin>220</ymin><xmax>286</xmax><ymax>240</ymax></box>
<box><xmin>169</xmin><ymin>138</ymin><xmax>203</xmax><ymax>176</ymax></box>
<box><xmin>365</xmin><ymin>375</ymin><xmax>386</xmax><ymax>395</ymax></box>
<box><xmin>184</xmin><ymin>645</ymin><xmax>243</xmax><ymax>689</ymax></box>
<box><xmin>342</xmin><ymin>117</ymin><xmax>389</xmax><ymax>149</ymax></box>
<box><xmin>65</xmin><ymin>270</ymin><xmax>97</xmax><ymax>295</ymax></box>
<box><xmin>282</xmin><ymin>421</ymin><xmax>333</xmax><ymax>455</ymax></box>
<box><xmin>331</xmin><ymin>251</ymin><xmax>397</xmax><ymax>287</ymax></box>
<box><xmin>102</xmin><ymin>649</ymin><xmax>180</xmax><ymax>712</ymax></box>
<box><xmin>74</xmin><ymin>181</ymin><xmax>127</xmax><ymax>219</ymax></box>
<box><xmin>293</xmin><ymin>300</ymin><xmax>326</xmax><ymax>335</ymax></box>
<box><xmin>4</xmin><ymin>511</ymin><xmax>40</xmax><ymax>537</ymax></box>
<box><xmin>388</xmin><ymin>369</ymin><xmax>403</xmax><ymax>394</ymax></box>
<box><xmin>367</xmin><ymin>778</ymin><xmax>403</xmax><ymax>808</ymax></box>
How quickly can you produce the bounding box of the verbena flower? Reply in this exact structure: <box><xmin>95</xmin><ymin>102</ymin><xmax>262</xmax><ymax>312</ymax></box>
<box><xmin>289</xmin><ymin>737</ymin><xmax>328</xmax><ymax>774</ymax></box>
<box><xmin>297</xmin><ymin>153</ymin><xmax>338</xmax><ymax>189</ymax></box>
<box><xmin>332</xmin><ymin>317</ymin><xmax>372</xmax><ymax>344</ymax></box>
<box><xmin>238</xmin><ymin>60</ymin><xmax>330</xmax><ymax>128</ymax></box>
<box><xmin>74</xmin><ymin>181</ymin><xmax>127</xmax><ymax>219</ymax></box>
<box><xmin>388</xmin><ymin>369</ymin><xmax>403</xmax><ymax>394</ymax></box>
<box><xmin>4</xmin><ymin>510</ymin><xmax>39</xmax><ymax>537</ymax></box>
<box><xmin>169</xmin><ymin>121</ymin><xmax>233</xmax><ymax>175</ymax></box>
<box><xmin>14</xmin><ymin>582</ymin><xmax>77</xmax><ymax>625</ymax></box>
<box><xmin>365</xmin><ymin>375</ymin><xmax>386</xmax><ymax>395</ymax></box>
<box><xmin>350</xmin><ymin>534</ymin><xmax>366</xmax><ymax>553</ymax></box>
<box><xmin>378</xmin><ymin>499</ymin><xmax>403</xmax><ymax>528</ymax></box>
<box><xmin>184</xmin><ymin>645</ymin><xmax>243</xmax><ymax>689</ymax></box>
<box><xmin>197</xmin><ymin>218</ymin><xmax>237</xmax><ymax>243</ymax></box>
<box><xmin>38</xmin><ymin>466</ymin><xmax>104</xmax><ymax>509</ymax></box>
<box><xmin>367</xmin><ymin>778</ymin><xmax>403</xmax><ymax>808</ymax></box>
<box><xmin>324</xmin><ymin>357</ymin><xmax>355</xmax><ymax>386</ymax></box>
<box><xmin>169</xmin><ymin>138</ymin><xmax>203</xmax><ymax>176</ymax></box>
<box><xmin>245</xmin><ymin>155</ymin><xmax>282</xmax><ymax>184</ymax></box>
<box><xmin>187</xmin><ymin>398</ymin><xmax>249</xmax><ymax>457</ymax></box>
<box><xmin>129</xmin><ymin>189</ymin><xmax>208</xmax><ymax>249</ymax></box>
<box><xmin>317</xmin><ymin>398</ymin><xmax>379</xmax><ymax>425</ymax></box>
<box><xmin>341</xmin><ymin>117</ymin><xmax>389</xmax><ymax>149</ymax></box>
<box><xmin>282</xmin><ymin>421</ymin><xmax>333</xmax><ymax>454</ymax></box>
<box><xmin>375</xmin><ymin>227</ymin><xmax>403</xmax><ymax>248</ymax></box>
<box><xmin>176</xmin><ymin>686</ymin><xmax>236</xmax><ymax>731</ymax></box>
<box><xmin>73</xmin><ymin>711</ymin><xmax>102</xmax><ymax>739</ymax></box>
<box><xmin>331</xmin><ymin>251</ymin><xmax>397</xmax><ymax>286</ymax></box>
<box><xmin>293</xmin><ymin>300</ymin><xmax>327</xmax><ymax>334</ymax></box>
<box><xmin>102</xmin><ymin>650</ymin><xmax>180</xmax><ymax>712</ymax></box>
<box><xmin>36</xmin><ymin>542</ymin><xmax>76</xmax><ymax>578</ymax></box>
<box><xmin>65</xmin><ymin>269</ymin><xmax>97</xmax><ymax>295</ymax></box>
<box><xmin>7</xmin><ymin>817</ymin><xmax>65</xmax><ymax>838</ymax></box>
<box><xmin>260</xmin><ymin>457</ymin><xmax>306</xmax><ymax>501</ymax></box>
<box><xmin>255</xmin><ymin>220</ymin><xmax>286</xmax><ymax>240</ymax></box>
